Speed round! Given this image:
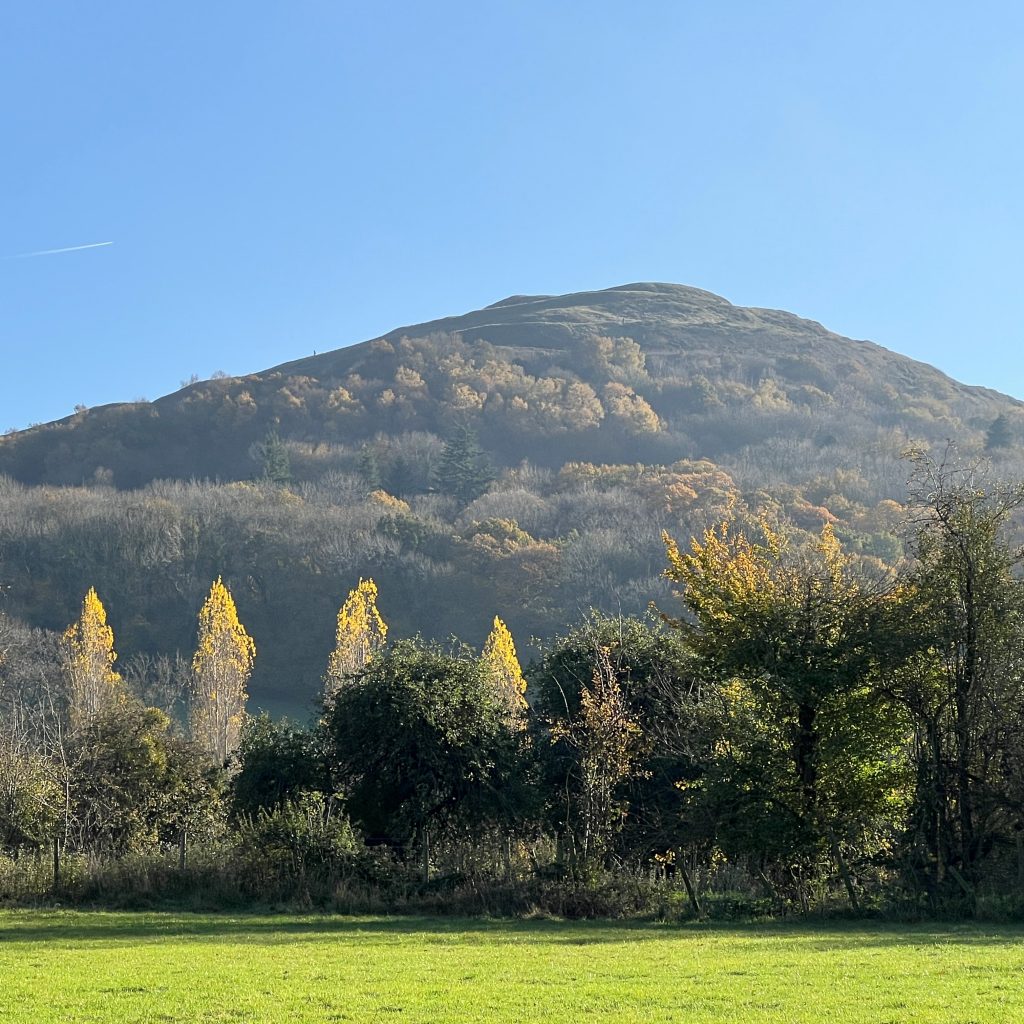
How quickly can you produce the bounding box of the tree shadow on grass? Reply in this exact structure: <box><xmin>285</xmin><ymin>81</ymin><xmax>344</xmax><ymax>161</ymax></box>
<box><xmin>2</xmin><ymin>912</ymin><xmax>1024</xmax><ymax>949</ymax></box>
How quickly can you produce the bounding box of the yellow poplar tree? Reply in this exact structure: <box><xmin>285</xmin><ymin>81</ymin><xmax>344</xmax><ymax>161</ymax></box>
<box><xmin>63</xmin><ymin>587</ymin><xmax>123</xmax><ymax>728</ymax></box>
<box><xmin>481</xmin><ymin>616</ymin><xmax>527</xmax><ymax>726</ymax></box>
<box><xmin>324</xmin><ymin>578</ymin><xmax>387</xmax><ymax>699</ymax></box>
<box><xmin>190</xmin><ymin>577</ymin><xmax>255</xmax><ymax>764</ymax></box>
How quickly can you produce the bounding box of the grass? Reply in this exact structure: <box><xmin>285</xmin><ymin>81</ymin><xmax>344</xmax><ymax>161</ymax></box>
<box><xmin>1</xmin><ymin>912</ymin><xmax>1023</xmax><ymax>1022</ymax></box>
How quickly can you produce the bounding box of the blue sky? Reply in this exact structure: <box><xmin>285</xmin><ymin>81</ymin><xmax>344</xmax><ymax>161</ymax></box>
<box><xmin>3</xmin><ymin>2</ymin><xmax>1023</xmax><ymax>430</ymax></box>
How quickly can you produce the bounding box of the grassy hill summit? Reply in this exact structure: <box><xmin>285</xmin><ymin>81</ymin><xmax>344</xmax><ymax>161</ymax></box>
<box><xmin>2</xmin><ymin>282</ymin><xmax>1020</xmax><ymax>490</ymax></box>
<box><xmin>2</xmin><ymin>283</ymin><xmax>1023</xmax><ymax>712</ymax></box>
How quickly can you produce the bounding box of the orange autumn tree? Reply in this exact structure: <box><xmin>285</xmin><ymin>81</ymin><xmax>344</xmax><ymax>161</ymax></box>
<box><xmin>481</xmin><ymin>616</ymin><xmax>527</xmax><ymax>727</ymax></box>
<box><xmin>323</xmin><ymin>578</ymin><xmax>387</xmax><ymax>700</ymax></box>
<box><xmin>63</xmin><ymin>587</ymin><xmax>124</xmax><ymax>729</ymax></box>
<box><xmin>190</xmin><ymin>577</ymin><xmax>255</xmax><ymax>764</ymax></box>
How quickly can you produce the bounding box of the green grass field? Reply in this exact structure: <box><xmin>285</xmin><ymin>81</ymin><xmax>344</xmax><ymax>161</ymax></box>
<box><xmin>2</xmin><ymin>912</ymin><xmax>1023</xmax><ymax>1023</ymax></box>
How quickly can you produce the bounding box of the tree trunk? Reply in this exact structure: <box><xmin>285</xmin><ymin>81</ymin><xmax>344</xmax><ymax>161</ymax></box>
<box><xmin>421</xmin><ymin>825</ymin><xmax>430</xmax><ymax>884</ymax></box>
<box><xmin>677</xmin><ymin>856</ymin><xmax>703</xmax><ymax>917</ymax></box>
<box><xmin>826</xmin><ymin>823</ymin><xmax>860</xmax><ymax>914</ymax></box>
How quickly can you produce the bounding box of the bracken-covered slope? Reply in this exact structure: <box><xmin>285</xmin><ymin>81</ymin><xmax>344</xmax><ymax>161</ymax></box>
<box><xmin>2</xmin><ymin>283</ymin><xmax>1023</xmax><ymax>714</ymax></box>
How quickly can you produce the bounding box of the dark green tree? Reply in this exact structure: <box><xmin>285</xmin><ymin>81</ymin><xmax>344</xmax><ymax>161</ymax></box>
<box><xmin>323</xmin><ymin>639</ymin><xmax>529</xmax><ymax>877</ymax></box>
<box><xmin>984</xmin><ymin>414</ymin><xmax>1014</xmax><ymax>452</ymax></box>
<box><xmin>529</xmin><ymin>615</ymin><xmax>695</xmax><ymax>873</ymax></box>
<box><xmin>357</xmin><ymin>445</ymin><xmax>382</xmax><ymax>490</ymax></box>
<box><xmin>231</xmin><ymin>714</ymin><xmax>329</xmax><ymax>818</ymax></box>
<box><xmin>252</xmin><ymin>430</ymin><xmax>291</xmax><ymax>486</ymax></box>
<box><xmin>434</xmin><ymin>424</ymin><xmax>494</xmax><ymax>505</ymax></box>
<box><xmin>384</xmin><ymin>452</ymin><xmax>417</xmax><ymax>497</ymax></box>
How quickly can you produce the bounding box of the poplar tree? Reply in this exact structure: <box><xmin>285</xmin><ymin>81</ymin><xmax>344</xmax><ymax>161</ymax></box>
<box><xmin>190</xmin><ymin>577</ymin><xmax>255</xmax><ymax>764</ymax></box>
<box><xmin>481</xmin><ymin>616</ymin><xmax>527</xmax><ymax>727</ymax></box>
<box><xmin>323</xmin><ymin>578</ymin><xmax>387</xmax><ymax>700</ymax></box>
<box><xmin>63</xmin><ymin>588</ymin><xmax>123</xmax><ymax>729</ymax></box>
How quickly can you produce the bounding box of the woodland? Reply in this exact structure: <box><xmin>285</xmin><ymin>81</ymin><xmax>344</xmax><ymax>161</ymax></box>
<box><xmin>3</xmin><ymin>286</ymin><xmax>1024</xmax><ymax>916</ymax></box>
<box><xmin>2</xmin><ymin>445</ymin><xmax>1024</xmax><ymax>918</ymax></box>
<box><xmin>2</xmin><ymin>284</ymin><xmax>1024</xmax><ymax>711</ymax></box>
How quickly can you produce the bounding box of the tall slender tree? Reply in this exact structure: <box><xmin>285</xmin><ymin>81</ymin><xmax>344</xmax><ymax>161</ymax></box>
<box><xmin>357</xmin><ymin>445</ymin><xmax>382</xmax><ymax>490</ymax></box>
<box><xmin>549</xmin><ymin>645</ymin><xmax>645</xmax><ymax>878</ymax></box>
<box><xmin>481</xmin><ymin>616</ymin><xmax>527</xmax><ymax>728</ymax></box>
<box><xmin>252</xmin><ymin>429</ymin><xmax>292</xmax><ymax>486</ymax></box>
<box><xmin>62</xmin><ymin>588</ymin><xmax>123</xmax><ymax>729</ymax></box>
<box><xmin>190</xmin><ymin>577</ymin><xmax>255</xmax><ymax>764</ymax></box>
<box><xmin>323</xmin><ymin>578</ymin><xmax>387</xmax><ymax>701</ymax></box>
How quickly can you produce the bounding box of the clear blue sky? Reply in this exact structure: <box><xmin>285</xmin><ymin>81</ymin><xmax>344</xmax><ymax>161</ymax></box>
<box><xmin>3</xmin><ymin>2</ymin><xmax>1023</xmax><ymax>431</ymax></box>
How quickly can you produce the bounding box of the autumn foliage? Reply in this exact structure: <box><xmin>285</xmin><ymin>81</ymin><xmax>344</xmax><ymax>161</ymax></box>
<box><xmin>190</xmin><ymin>577</ymin><xmax>255</xmax><ymax>763</ymax></box>
<box><xmin>481</xmin><ymin>616</ymin><xmax>527</xmax><ymax>726</ymax></box>
<box><xmin>324</xmin><ymin>578</ymin><xmax>387</xmax><ymax>699</ymax></box>
<box><xmin>63</xmin><ymin>588</ymin><xmax>123</xmax><ymax>728</ymax></box>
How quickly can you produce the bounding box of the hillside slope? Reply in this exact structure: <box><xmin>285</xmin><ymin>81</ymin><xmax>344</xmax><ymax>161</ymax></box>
<box><xmin>2</xmin><ymin>283</ymin><xmax>1020</xmax><ymax>489</ymax></box>
<box><xmin>2</xmin><ymin>283</ymin><xmax>1022</xmax><ymax>713</ymax></box>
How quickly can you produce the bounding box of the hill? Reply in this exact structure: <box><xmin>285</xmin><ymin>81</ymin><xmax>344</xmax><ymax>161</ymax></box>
<box><xmin>1</xmin><ymin>283</ymin><xmax>1022</xmax><ymax>713</ymax></box>
<box><xmin>3</xmin><ymin>282</ymin><xmax>1020</xmax><ymax>489</ymax></box>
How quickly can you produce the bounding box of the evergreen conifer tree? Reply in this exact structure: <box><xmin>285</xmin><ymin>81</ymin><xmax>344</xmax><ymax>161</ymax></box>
<box><xmin>253</xmin><ymin>430</ymin><xmax>291</xmax><ymax>485</ymax></box>
<box><xmin>435</xmin><ymin>424</ymin><xmax>494</xmax><ymax>505</ymax></box>
<box><xmin>985</xmin><ymin>414</ymin><xmax>1014</xmax><ymax>452</ymax></box>
<box><xmin>357</xmin><ymin>445</ymin><xmax>382</xmax><ymax>490</ymax></box>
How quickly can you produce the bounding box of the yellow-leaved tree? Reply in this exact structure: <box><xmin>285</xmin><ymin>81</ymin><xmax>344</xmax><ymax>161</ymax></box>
<box><xmin>481</xmin><ymin>616</ymin><xmax>527</xmax><ymax>727</ymax></box>
<box><xmin>190</xmin><ymin>577</ymin><xmax>255</xmax><ymax>764</ymax></box>
<box><xmin>323</xmin><ymin>578</ymin><xmax>387</xmax><ymax>700</ymax></box>
<box><xmin>63</xmin><ymin>587</ymin><xmax>123</xmax><ymax>729</ymax></box>
<box><xmin>662</xmin><ymin>512</ymin><xmax>908</xmax><ymax>912</ymax></box>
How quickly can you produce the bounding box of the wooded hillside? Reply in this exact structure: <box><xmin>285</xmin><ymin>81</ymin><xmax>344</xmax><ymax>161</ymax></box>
<box><xmin>2</xmin><ymin>283</ymin><xmax>1022</xmax><ymax>712</ymax></box>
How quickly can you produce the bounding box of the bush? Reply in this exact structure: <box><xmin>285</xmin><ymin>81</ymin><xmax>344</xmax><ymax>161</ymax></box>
<box><xmin>233</xmin><ymin>792</ymin><xmax>358</xmax><ymax>902</ymax></box>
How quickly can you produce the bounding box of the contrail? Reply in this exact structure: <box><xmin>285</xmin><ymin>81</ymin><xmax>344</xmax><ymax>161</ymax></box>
<box><xmin>9</xmin><ymin>241</ymin><xmax>113</xmax><ymax>259</ymax></box>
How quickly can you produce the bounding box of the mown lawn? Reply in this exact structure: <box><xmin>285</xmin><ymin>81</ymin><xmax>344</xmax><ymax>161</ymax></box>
<box><xmin>1</xmin><ymin>911</ymin><xmax>1023</xmax><ymax>1022</ymax></box>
